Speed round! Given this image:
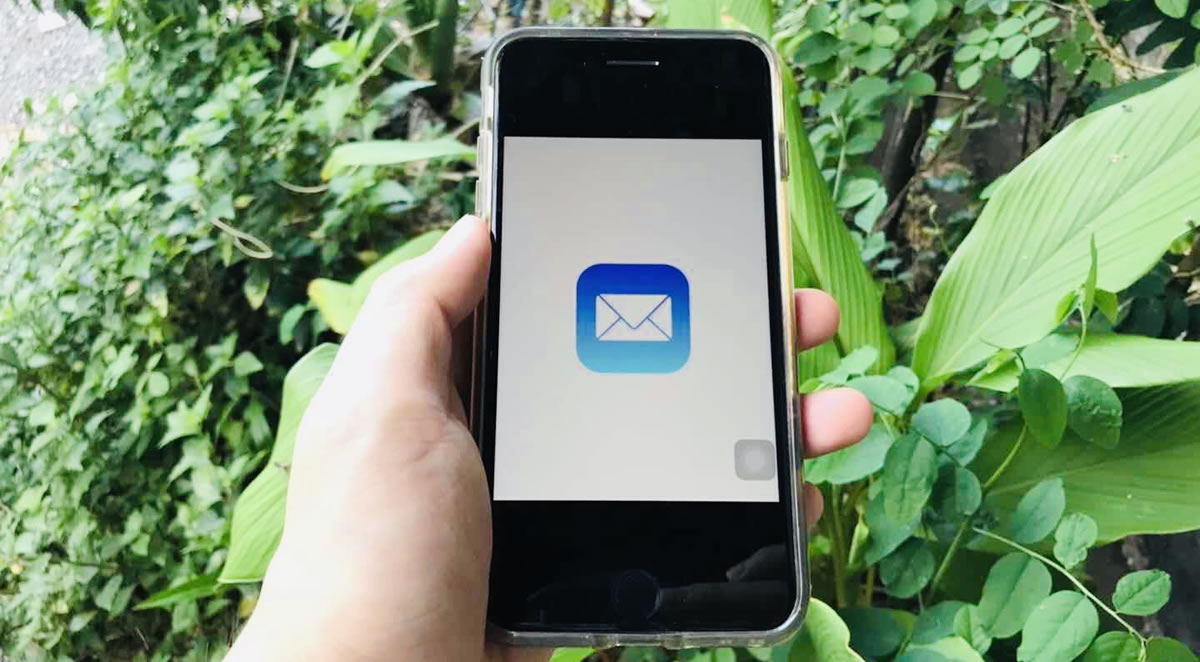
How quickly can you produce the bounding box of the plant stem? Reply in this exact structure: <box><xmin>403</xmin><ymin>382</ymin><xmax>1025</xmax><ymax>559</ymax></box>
<box><xmin>828</xmin><ymin>485</ymin><xmax>850</xmax><ymax>608</ymax></box>
<box><xmin>983</xmin><ymin>425</ymin><xmax>1027</xmax><ymax>492</ymax></box>
<box><xmin>927</xmin><ymin>517</ymin><xmax>971</xmax><ymax>599</ymax></box>
<box><xmin>972</xmin><ymin>527</ymin><xmax>1147</xmax><ymax>644</ymax></box>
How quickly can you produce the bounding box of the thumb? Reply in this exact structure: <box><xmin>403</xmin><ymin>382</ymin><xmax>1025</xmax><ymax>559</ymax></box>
<box><xmin>331</xmin><ymin>216</ymin><xmax>491</xmax><ymax>407</ymax></box>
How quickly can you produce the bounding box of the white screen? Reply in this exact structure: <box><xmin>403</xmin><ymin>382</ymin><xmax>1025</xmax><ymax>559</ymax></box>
<box><xmin>493</xmin><ymin>137</ymin><xmax>779</xmax><ymax>502</ymax></box>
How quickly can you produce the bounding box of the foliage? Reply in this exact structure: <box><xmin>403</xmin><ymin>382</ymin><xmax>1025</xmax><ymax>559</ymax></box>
<box><xmin>0</xmin><ymin>1</ymin><xmax>474</xmax><ymax>658</ymax></box>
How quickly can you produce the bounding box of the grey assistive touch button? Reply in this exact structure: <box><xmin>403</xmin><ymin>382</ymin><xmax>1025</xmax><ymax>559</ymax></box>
<box><xmin>734</xmin><ymin>439</ymin><xmax>777</xmax><ymax>481</ymax></box>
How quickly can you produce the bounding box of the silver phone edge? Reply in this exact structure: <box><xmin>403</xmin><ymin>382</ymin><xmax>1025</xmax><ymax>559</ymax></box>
<box><xmin>470</xmin><ymin>26</ymin><xmax>808</xmax><ymax>650</ymax></box>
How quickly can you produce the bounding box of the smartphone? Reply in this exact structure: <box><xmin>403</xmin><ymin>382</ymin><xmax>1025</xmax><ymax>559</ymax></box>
<box><xmin>472</xmin><ymin>28</ymin><xmax>804</xmax><ymax>648</ymax></box>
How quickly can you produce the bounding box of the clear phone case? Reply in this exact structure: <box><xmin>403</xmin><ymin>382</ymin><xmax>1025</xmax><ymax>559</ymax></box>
<box><xmin>473</xmin><ymin>26</ymin><xmax>807</xmax><ymax>650</ymax></box>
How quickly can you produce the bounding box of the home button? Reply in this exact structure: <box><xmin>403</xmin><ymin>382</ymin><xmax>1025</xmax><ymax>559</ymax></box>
<box><xmin>610</xmin><ymin>569</ymin><xmax>660</xmax><ymax>623</ymax></box>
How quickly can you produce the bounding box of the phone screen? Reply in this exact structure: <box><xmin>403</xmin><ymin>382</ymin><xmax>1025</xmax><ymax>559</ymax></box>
<box><xmin>494</xmin><ymin>136</ymin><xmax>779</xmax><ymax>503</ymax></box>
<box><xmin>477</xmin><ymin>35</ymin><xmax>800</xmax><ymax>636</ymax></box>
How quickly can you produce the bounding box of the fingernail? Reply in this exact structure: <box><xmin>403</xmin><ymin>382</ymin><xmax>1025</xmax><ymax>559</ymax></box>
<box><xmin>435</xmin><ymin>215</ymin><xmax>484</xmax><ymax>255</ymax></box>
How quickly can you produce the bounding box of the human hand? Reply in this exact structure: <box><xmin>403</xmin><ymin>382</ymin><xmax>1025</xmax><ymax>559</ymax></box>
<box><xmin>226</xmin><ymin>215</ymin><xmax>873</xmax><ymax>662</ymax></box>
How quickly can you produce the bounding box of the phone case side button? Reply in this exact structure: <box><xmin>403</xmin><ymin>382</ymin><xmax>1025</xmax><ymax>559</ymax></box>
<box><xmin>778</xmin><ymin>134</ymin><xmax>789</xmax><ymax>180</ymax></box>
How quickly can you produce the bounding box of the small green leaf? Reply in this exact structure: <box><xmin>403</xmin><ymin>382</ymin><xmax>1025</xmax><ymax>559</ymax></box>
<box><xmin>1012</xmin><ymin>48</ymin><xmax>1043</xmax><ymax>79</ymax></box>
<box><xmin>957</xmin><ymin>62</ymin><xmax>984</xmax><ymax>89</ymax></box>
<box><xmin>1083</xmin><ymin>632</ymin><xmax>1142</xmax><ymax>662</ymax></box>
<box><xmin>903</xmin><ymin>637</ymin><xmax>985</xmax><ymax>662</ymax></box>
<box><xmin>1112</xmin><ymin>569</ymin><xmax>1172</xmax><ymax>616</ymax></box>
<box><xmin>882</xmin><ymin>433</ymin><xmax>938</xmax><ymax>523</ymax></box>
<box><xmin>945</xmin><ymin>418</ymin><xmax>987</xmax><ymax>465</ymax></box>
<box><xmin>1155</xmin><ymin>0</ymin><xmax>1188</xmax><ymax>19</ymax></box>
<box><xmin>993</xmin><ymin>16</ymin><xmax>1025</xmax><ymax>38</ymax></box>
<box><xmin>548</xmin><ymin>649</ymin><xmax>594</xmax><ymax>662</ymax></box>
<box><xmin>847</xmin><ymin>21</ymin><xmax>875</xmax><ymax>44</ymax></box>
<box><xmin>838</xmin><ymin>178</ymin><xmax>883</xmax><ymax>209</ymax></box>
<box><xmin>932</xmin><ymin>465</ymin><xmax>982</xmax><ymax>520</ymax></box>
<box><xmin>95</xmin><ymin>574</ymin><xmax>123</xmax><ymax>613</ymax></box>
<box><xmin>885</xmin><ymin>4</ymin><xmax>911</xmax><ymax>18</ymax></box>
<box><xmin>1146</xmin><ymin>638</ymin><xmax>1198</xmax><ymax>662</ymax></box>
<box><xmin>954</xmin><ymin>605</ymin><xmax>993</xmax><ymax>654</ymax></box>
<box><xmin>999</xmin><ymin>34</ymin><xmax>1028</xmax><ymax>59</ymax></box>
<box><xmin>848</xmin><ymin>375</ymin><xmax>913</xmax><ymax>415</ymax></box>
<box><xmin>912</xmin><ymin>399</ymin><xmax>972</xmax><ymax>447</ymax></box>
<box><xmin>977</xmin><ymin>553</ymin><xmax>1052</xmax><ymax>637</ymax></box>
<box><xmin>304</xmin><ymin>40</ymin><xmax>353</xmax><ymax>68</ymax></box>
<box><xmin>980</xmin><ymin>40</ymin><xmax>1000</xmax><ymax>61</ymax></box>
<box><xmin>1017</xmin><ymin>591</ymin><xmax>1099</xmax><ymax>662</ymax></box>
<box><xmin>855</xmin><ymin>47</ymin><xmax>897</xmax><ymax>74</ymax></box>
<box><xmin>962</xmin><ymin>27</ymin><xmax>990</xmax><ymax>44</ymax></box>
<box><xmin>232</xmin><ymin>351</ymin><xmax>264</xmax><ymax>377</ymax></box>
<box><xmin>807</xmin><ymin>425</ymin><xmax>893</xmax><ymax>485</ymax></box>
<box><xmin>135</xmin><ymin>575</ymin><xmax>220</xmax><ymax>611</ymax></box>
<box><xmin>955</xmin><ymin>45</ymin><xmax>982</xmax><ymax>62</ymax></box>
<box><xmin>1053</xmin><ymin>513</ymin><xmax>1098</xmax><ymax>568</ymax></box>
<box><xmin>880</xmin><ymin>538</ymin><xmax>935</xmax><ymax>598</ymax></box>
<box><xmin>146</xmin><ymin>371</ymin><xmax>170</xmax><ymax>397</ymax></box>
<box><xmin>840</xmin><ymin>607</ymin><xmax>911</xmax><ymax>657</ymax></box>
<box><xmin>865</xmin><ymin>492</ymin><xmax>920</xmax><ymax>564</ymax></box>
<box><xmin>1030</xmin><ymin>17</ymin><xmax>1061</xmax><ymax>37</ymax></box>
<box><xmin>1019</xmin><ymin>369</ymin><xmax>1068</xmax><ymax>447</ymax></box>
<box><xmin>807</xmin><ymin>4</ymin><xmax>832</xmax><ymax>30</ymax></box>
<box><xmin>1082</xmin><ymin>236</ymin><xmax>1099</xmax><ymax>321</ymax></box>
<box><xmin>242</xmin><ymin>269</ymin><xmax>270</xmax><ymax>310</ymax></box>
<box><xmin>1193</xmin><ymin>9</ymin><xmax>1200</xmax><ymax>28</ymax></box>
<box><xmin>279</xmin><ymin>304</ymin><xmax>308</xmax><ymax>345</ymax></box>
<box><xmin>794</xmin><ymin>32</ymin><xmax>841</xmax><ymax>65</ymax></box>
<box><xmin>1011</xmin><ymin>477</ymin><xmax>1066</xmax><ymax>543</ymax></box>
<box><xmin>912</xmin><ymin>601</ymin><xmax>967</xmax><ymax>645</ymax></box>
<box><xmin>903</xmin><ymin>72</ymin><xmax>937</xmax><ymax>96</ymax></box>
<box><xmin>874</xmin><ymin>24</ymin><xmax>901</xmax><ymax>46</ymax></box>
<box><xmin>1094</xmin><ymin>290</ymin><xmax>1119</xmax><ymax>324</ymax></box>
<box><xmin>788</xmin><ymin>598</ymin><xmax>867</xmax><ymax>662</ymax></box>
<box><xmin>1064</xmin><ymin>375</ymin><xmax>1123</xmax><ymax>448</ymax></box>
<box><xmin>1055</xmin><ymin>291</ymin><xmax>1079</xmax><ymax>324</ymax></box>
<box><xmin>322</xmin><ymin>137</ymin><xmax>474</xmax><ymax>180</ymax></box>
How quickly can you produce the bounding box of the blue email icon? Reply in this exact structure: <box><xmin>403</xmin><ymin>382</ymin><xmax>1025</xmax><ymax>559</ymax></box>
<box><xmin>576</xmin><ymin>264</ymin><xmax>690</xmax><ymax>373</ymax></box>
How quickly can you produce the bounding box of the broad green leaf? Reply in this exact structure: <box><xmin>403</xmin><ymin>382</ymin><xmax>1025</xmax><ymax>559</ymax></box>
<box><xmin>848</xmin><ymin>375</ymin><xmax>913</xmax><ymax>415</ymax></box>
<box><xmin>309</xmin><ymin>230</ymin><xmax>445</xmax><ymax>334</ymax></box>
<box><xmin>1146</xmin><ymin>638</ymin><xmax>1198</xmax><ymax>662</ymax></box>
<box><xmin>840</xmin><ymin>607</ymin><xmax>913</xmax><ymax>657</ymax></box>
<box><xmin>976</xmin><ymin>553</ymin><xmax>1052</xmax><ymax>637</ymax></box>
<box><xmin>932</xmin><ymin>465</ymin><xmax>982</xmax><ymax>520</ymax></box>
<box><xmin>220</xmin><ymin>344</ymin><xmax>338</xmax><ymax>582</ymax></box>
<box><xmin>322</xmin><ymin>137</ymin><xmax>474</xmax><ymax>180</ymax></box>
<box><xmin>953</xmin><ymin>606</ymin><xmax>992</xmax><ymax>655</ymax></box>
<box><xmin>784</xmin><ymin>74</ymin><xmax>895</xmax><ymax>369</ymax></box>
<box><xmin>973</xmin><ymin>334</ymin><xmax>1200</xmax><ymax>391</ymax></box>
<box><xmin>865</xmin><ymin>491</ymin><xmax>920</xmax><ymax>564</ymax></box>
<box><xmin>1010</xmin><ymin>477</ymin><xmax>1066</xmax><ymax>543</ymax></box>
<box><xmin>912</xmin><ymin>68</ymin><xmax>1200</xmax><ymax>381</ymax></box>
<box><xmin>789</xmin><ymin>598</ymin><xmax>867</xmax><ymax>662</ymax></box>
<box><xmin>1018</xmin><ymin>369</ymin><xmax>1067</xmax><ymax>447</ymax></box>
<box><xmin>946</xmin><ymin>418</ymin><xmax>987</xmax><ymax>466</ymax></box>
<box><xmin>1017</xmin><ymin>591</ymin><xmax>1099</xmax><ymax>662</ymax></box>
<box><xmin>1053</xmin><ymin>513</ymin><xmax>1098</xmax><ymax>568</ymax></box>
<box><xmin>975</xmin><ymin>383</ymin><xmax>1200</xmax><ymax>541</ymax></box>
<box><xmin>1154</xmin><ymin>0</ymin><xmax>1188</xmax><ymax>18</ymax></box>
<box><xmin>665</xmin><ymin>0</ymin><xmax>774</xmax><ymax>38</ymax></box>
<box><xmin>1011</xmin><ymin>48</ymin><xmax>1042</xmax><ymax>79</ymax></box>
<box><xmin>549</xmin><ymin>649</ymin><xmax>593</xmax><ymax>662</ymax></box>
<box><xmin>1112</xmin><ymin>569</ymin><xmax>1171</xmax><ymax>615</ymax></box>
<box><xmin>912</xmin><ymin>399</ymin><xmax>972</xmax><ymax>447</ymax></box>
<box><xmin>881</xmin><ymin>538</ymin><xmax>935</xmax><ymax>598</ymax></box>
<box><xmin>1064</xmin><ymin>375</ymin><xmax>1122</xmax><ymax>449</ymax></box>
<box><xmin>882</xmin><ymin>433</ymin><xmax>938</xmax><ymax>523</ymax></box>
<box><xmin>912</xmin><ymin>601</ymin><xmax>967</xmax><ymax>645</ymax></box>
<box><xmin>907</xmin><ymin>636</ymin><xmax>985</xmax><ymax>662</ymax></box>
<box><xmin>134</xmin><ymin>575</ymin><xmax>220</xmax><ymax>611</ymax></box>
<box><xmin>806</xmin><ymin>424</ymin><xmax>892</xmax><ymax>485</ymax></box>
<box><xmin>1083</xmin><ymin>632</ymin><xmax>1143</xmax><ymax>662</ymax></box>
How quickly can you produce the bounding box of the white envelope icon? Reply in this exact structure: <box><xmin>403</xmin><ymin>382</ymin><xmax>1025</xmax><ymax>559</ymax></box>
<box><xmin>595</xmin><ymin>294</ymin><xmax>672</xmax><ymax>341</ymax></box>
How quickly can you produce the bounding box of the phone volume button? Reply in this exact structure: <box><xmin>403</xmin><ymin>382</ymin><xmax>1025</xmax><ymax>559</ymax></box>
<box><xmin>778</xmin><ymin>135</ymin><xmax>790</xmax><ymax>180</ymax></box>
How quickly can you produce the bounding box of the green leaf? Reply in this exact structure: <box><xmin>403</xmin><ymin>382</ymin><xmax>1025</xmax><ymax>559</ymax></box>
<box><xmin>308</xmin><ymin>230</ymin><xmax>446</xmax><ymax>334</ymax></box>
<box><xmin>665</xmin><ymin>0</ymin><xmax>774</xmax><ymax>38</ymax></box>
<box><xmin>953</xmin><ymin>607</ymin><xmax>992</xmax><ymax>655</ymax></box>
<box><xmin>885</xmin><ymin>4</ymin><xmax>911</xmax><ymax>18</ymax></box>
<box><xmin>866</xmin><ymin>491</ymin><xmax>920</xmax><ymax>564</ymax></box>
<box><xmin>279</xmin><ymin>304</ymin><xmax>307</xmax><ymax>345</ymax></box>
<box><xmin>1094</xmin><ymin>290</ymin><xmax>1119</xmax><ymax>323</ymax></box>
<box><xmin>1082</xmin><ymin>236</ymin><xmax>1099</xmax><ymax>321</ymax></box>
<box><xmin>1029</xmin><ymin>17</ymin><xmax>1061</xmax><ymax>37</ymax></box>
<box><xmin>1112</xmin><ymin>569</ymin><xmax>1171</xmax><ymax>615</ymax></box>
<box><xmin>549</xmin><ymin>649</ymin><xmax>594</xmax><ymax>662</ymax></box>
<box><xmin>932</xmin><ymin>465</ymin><xmax>982</xmax><ymax>520</ymax></box>
<box><xmin>1146</xmin><ymin>638</ymin><xmax>1199</xmax><ymax>662</ymax></box>
<box><xmin>1154</xmin><ymin>0</ymin><xmax>1188</xmax><ymax>18</ymax></box>
<box><xmin>134</xmin><ymin>575</ymin><xmax>220</xmax><ymax>611</ymax></box>
<box><xmin>1011</xmin><ymin>48</ymin><xmax>1042</xmax><ymax>79</ymax></box>
<box><xmin>882</xmin><ymin>433</ymin><xmax>938</xmax><ymax>523</ymax></box>
<box><xmin>794</xmin><ymin>32</ymin><xmax>842</xmax><ymax>65</ymax></box>
<box><xmin>913</xmin><ymin>67</ymin><xmax>1200</xmax><ymax>381</ymax></box>
<box><xmin>95</xmin><ymin>574</ymin><xmax>123</xmax><ymax>613</ymax></box>
<box><xmin>962</xmin><ymin>27</ymin><xmax>990</xmax><ymax>44</ymax></box>
<box><xmin>946</xmin><ymin>418</ymin><xmax>987</xmax><ymax>465</ymax></box>
<box><xmin>232</xmin><ymin>351</ymin><xmax>263</xmax><ymax>377</ymax></box>
<box><xmin>1017</xmin><ymin>591</ymin><xmax>1099</xmax><ymax>662</ymax></box>
<box><xmin>1083</xmin><ymin>632</ymin><xmax>1143</xmax><ymax>662</ymax></box>
<box><xmin>955</xmin><ymin>45</ymin><xmax>982</xmax><ymax>63</ymax></box>
<box><xmin>848</xmin><ymin>375</ymin><xmax>913</xmax><ymax>415</ymax></box>
<box><xmin>789</xmin><ymin>598</ymin><xmax>867</xmax><ymax>662</ymax></box>
<box><xmin>783</xmin><ymin>74</ymin><xmax>895</xmax><ymax>368</ymax></box>
<box><xmin>1019</xmin><ymin>369</ymin><xmax>1068</xmax><ymax>447</ymax></box>
<box><xmin>840</xmin><ymin>607</ymin><xmax>913</xmax><ymax>657</ymax></box>
<box><xmin>1053</xmin><ymin>513</ymin><xmax>1098</xmax><ymax>568</ymax></box>
<box><xmin>880</xmin><ymin>538</ymin><xmax>935</xmax><ymax>598</ymax></box>
<box><xmin>999</xmin><ymin>34</ymin><xmax>1028</xmax><ymax>59</ymax></box>
<box><xmin>906</xmin><ymin>636</ymin><xmax>986</xmax><ymax>662</ymax></box>
<box><xmin>993</xmin><ymin>16</ymin><xmax>1025</xmax><ymax>37</ymax></box>
<box><xmin>976</xmin><ymin>552</ymin><xmax>1052</xmax><ymax>637</ymax></box>
<box><xmin>1011</xmin><ymin>477</ymin><xmax>1066</xmax><ymax>543</ymax></box>
<box><xmin>855</xmin><ymin>47</ymin><xmax>898</xmax><ymax>74</ymax></box>
<box><xmin>912</xmin><ymin>399</ymin><xmax>972</xmax><ymax>447</ymax></box>
<box><xmin>957</xmin><ymin>62</ymin><xmax>984</xmax><ymax>89</ymax></box>
<box><xmin>1064</xmin><ymin>375</ymin><xmax>1122</xmax><ymax>448</ymax></box>
<box><xmin>839</xmin><ymin>178</ymin><xmax>883</xmax><ymax>208</ymax></box>
<box><xmin>913</xmin><ymin>601</ymin><xmax>967</xmax><ymax>645</ymax></box>
<box><xmin>243</xmin><ymin>269</ymin><xmax>269</xmax><ymax>310</ymax></box>
<box><xmin>322</xmin><ymin>137</ymin><xmax>474</xmax><ymax>180</ymax></box>
<box><xmin>976</xmin><ymin>383</ymin><xmax>1200</xmax><ymax>542</ymax></box>
<box><xmin>220</xmin><ymin>344</ymin><xmax>339</xmax><ymax>583</ymax></box>
<box><xmin>806</xmin><ymin>424</ymin><xmax>893</xmax><ymax>485</ymax></box>
<box><xmin>905</xmin><ymin>0</ymin><xmax>938</xmax><ymax>30</ymax></box>
<box><xmin>874</xmin><ymin>24</ymin><xmax>901</xmax><ymax>46</ymax></box>
<box><xmin>903</xmin><ymin>72</ymin><xmax>937</xmax><ymax>96</ymax></box>
<box><xmin>973</xmin><ymin>334</ymin><xmax>1200</xmax><ymax>391</ymax></box>
<box><xmin>807</xmin><ymin>4</ymin><xmax>832</xmax><ymax>30</ymax></box>
<box><xmin>304</xmin><ymin>40</ymin><xmax>353</xmax><ymax>68</ymax></box>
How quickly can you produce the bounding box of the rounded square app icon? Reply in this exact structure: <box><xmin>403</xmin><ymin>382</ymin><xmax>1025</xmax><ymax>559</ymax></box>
<box><xmin>734</xmin><ymin>439</ymin><xmax>776</xmax><ymax>481</ymax></box>
<box><xmin>576</xmin><ymin>264</ymin><xmax>690</xmax><ymax>373</ymax></box>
